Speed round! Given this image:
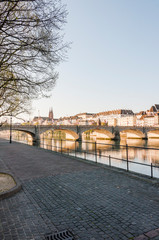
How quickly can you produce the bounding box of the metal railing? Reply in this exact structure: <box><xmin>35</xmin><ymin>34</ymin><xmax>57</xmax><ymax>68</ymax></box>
<box><xmin>38</xmin><ymin>138</ymin><xmax>159</xmax><ymax>179</ymax></box>
<box><xmin>10</xmin><ymin>135</ymin><xmax>159</xmax><ymax>178</ymax></box>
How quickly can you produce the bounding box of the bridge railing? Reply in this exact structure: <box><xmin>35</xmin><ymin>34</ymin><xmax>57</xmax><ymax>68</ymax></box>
<box><xmin>37</xmin><ymin>137</ymin><xmax>159</xmax><ymax>179</ymax></box>
<box><xmin>10</xmin><ymin>135</ymin><xmax>159</xmax><ymax>179</ymax></box>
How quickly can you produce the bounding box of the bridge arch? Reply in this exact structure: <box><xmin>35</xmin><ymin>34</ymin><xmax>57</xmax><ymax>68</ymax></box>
<box><xmin>0</xmin><ymin>127</ymin><xmax>35</xmax><ymax>138</ymax></box>
<box><xmin>12</xmin><ymin>129</ymin><xmax>36</xmax><ymax>145</ymax></box>
<box><xmin>82</xmin><ymin>129</ymin><xmax>115</xmax><ymax>140</ymax></box>
<box><xmin>120</xmin><ymin>129</ymin><xmax>146</xmax><ymax>139</ymax></box>
<box><xmin>54</xmin><ymin>129</ymin><xmax>79</xmax><ymax>140</ymax></box>
<box><xmin>14</xmin><ymin>129</ymin><xmax>35</xmax><ymax>138</ymax></box>
<box><xmin>0</xmin><ymin>128</ymin><xmax>37</xmax><ymax>144</ymax></box>
<box><xmin>41</xmin><ymin>128</ymin><xmax>79</xmax><ymax>140</ymax></box>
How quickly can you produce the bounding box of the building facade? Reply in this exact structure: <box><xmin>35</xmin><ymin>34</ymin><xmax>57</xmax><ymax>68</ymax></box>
<box><xmin>29</xmin><ymin>104</ymin><xmax>159</xmax><ymax>127</ymax></box>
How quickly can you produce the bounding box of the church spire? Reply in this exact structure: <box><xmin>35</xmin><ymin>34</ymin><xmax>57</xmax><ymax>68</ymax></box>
<box><xmin>49</xmin><ymin>108</ymin><xmax>53</xmax><ymax>120</ymax></box>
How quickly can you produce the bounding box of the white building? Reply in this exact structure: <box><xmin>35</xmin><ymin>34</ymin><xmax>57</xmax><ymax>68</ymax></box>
<box><xmin>94</xmin><ymin>109</ymin><xmax>134</xmax><ymax>126</ymax></box>
<box><xmin>144</xmin><ymin>114</ymin><xmax>159</xmax><ymax>126</ymax></box>
<box><xmin>117</xmin><ymin>115</ymin><xmax>136</xmax><ymax>126</ymax></box>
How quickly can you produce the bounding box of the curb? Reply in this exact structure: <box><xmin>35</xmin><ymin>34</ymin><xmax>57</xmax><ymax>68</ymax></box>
<box><xmin>0</xmin><ymin>172</ymin><xmax>22</xmax><ymax>200</ymax></box>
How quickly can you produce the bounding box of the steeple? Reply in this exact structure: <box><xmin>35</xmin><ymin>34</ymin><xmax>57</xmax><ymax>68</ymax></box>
<box><xmin>49</xmin><ymin>108</ymin><xmax>53</xmax><ymax>120</ymax></box>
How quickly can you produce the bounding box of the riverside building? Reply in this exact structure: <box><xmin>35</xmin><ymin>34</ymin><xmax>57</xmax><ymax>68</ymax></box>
<box><xmin>94</xmin><ymin>109</ymin><xmax>134</xmax><ymax>126</ymax></box>
<box><xmin>28</xmin><ymin>104</ymin><xmax>159</xmax><ymax>127</ymax></box>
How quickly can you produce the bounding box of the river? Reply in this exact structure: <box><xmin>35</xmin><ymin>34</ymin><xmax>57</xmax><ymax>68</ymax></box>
<box><xmin>40</xmin><ymin>136</ymin><xmax>159</xmax><ymax>178</ymax></box>
<box><xmin>1</xmin><ymin>130</ymin><xmax>159</xmax><ymax>178</ymax></box>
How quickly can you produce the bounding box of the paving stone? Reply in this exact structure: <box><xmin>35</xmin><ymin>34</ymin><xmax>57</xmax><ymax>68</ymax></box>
<box><xmin>134</xmin><ymin>235</ymin><xmax>149</xmax><ymax>240</ymax></box>
<box><xmin>153</xmin><ymin>236</ymin><xmax>159</xmax><ymax>240</ymax></box>
<box><xmin>145</xmin><ymin>230</ymin><xmax>159</xmax><ymax>238</ymax></box>
<box><xmin>1</xmin><ymin>140</ymin><xmax>159</xmax><ymax>239</ymax></box>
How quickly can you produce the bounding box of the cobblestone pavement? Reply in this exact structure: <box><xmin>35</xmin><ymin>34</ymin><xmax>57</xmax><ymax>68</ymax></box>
<box><xmin>0</xmin><ymin>139</ymin><xmax>159</xmax><ymax>240</ymax></box>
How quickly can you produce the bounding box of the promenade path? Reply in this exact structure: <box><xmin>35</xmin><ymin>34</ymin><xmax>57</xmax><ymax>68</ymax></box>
<box><xmin>1</xmin><ymin>139</ymin><xmax>159</xmax><ymax>240</ymax></box>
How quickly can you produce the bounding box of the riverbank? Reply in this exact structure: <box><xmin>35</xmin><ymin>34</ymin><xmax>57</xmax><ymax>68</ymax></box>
<box><xmin>1</xmin><ymin>139</ymin><xmax>159</xmax><ymax>239</ymax></box>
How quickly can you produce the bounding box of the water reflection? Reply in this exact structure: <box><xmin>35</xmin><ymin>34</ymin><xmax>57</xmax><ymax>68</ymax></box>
<box><xmin>39</xmin><ymin>136</ymin><xmax>159</xmax><ymax>178</ymax></box>
<box><xmin>121</xmin><ymin>139</ymin><xmax>146</xmax><ymax>147</ymax></box>
<box><xmin>147</xmin><ymin>139</ymin><xmax>159</xmax><ymax>148</ymax></box>
<box><xmin>40</xmin><ymin>136</ymin><xmax>159</xmax><ymax>164</ymax></box>
<box><xmin>0</xmin><ymin>130</ymin><xmax>32</xmax><ymax>145</ymax></box>
<box><xmin>1</xmin><ymin>130</ymin><xmax>159</xmax><ymax>178</ymax></box>
<box><xmin>41</xmin><ymin>138</ymin><xmax>77</xmax><ymax>152</ymax></box>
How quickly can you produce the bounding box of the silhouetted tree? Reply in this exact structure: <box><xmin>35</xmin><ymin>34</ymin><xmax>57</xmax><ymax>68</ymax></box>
<box><xmin>0</xmin><ymin>0</ymin><xmax>68</xmax><ymax>117</ymax></box>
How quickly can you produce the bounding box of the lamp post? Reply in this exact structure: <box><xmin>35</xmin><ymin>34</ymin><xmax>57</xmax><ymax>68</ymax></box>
<box><xmin>10</xmin><ymin>113</ymin><xmax>12</xmax><ymax>144</ymax></box>
<box><xmin>38</xmin><ymin>109</ymin><xmax>40</xmax><ymax>132</ymax></box>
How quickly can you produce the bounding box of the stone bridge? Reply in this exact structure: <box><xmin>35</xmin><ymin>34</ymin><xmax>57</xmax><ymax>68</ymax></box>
<box><xmin>1</xmin><ymin>124</ymin><xmax>159</xmax><ymax>145</ymax></box>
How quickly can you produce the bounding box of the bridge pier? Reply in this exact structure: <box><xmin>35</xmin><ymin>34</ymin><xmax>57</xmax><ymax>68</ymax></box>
<box><xmin>77</xmin><ymin>132</ymin><xmax>82</xmax><ymax>141</ymax></box>
<box><xmin>33</xmin><ymin>126</ymin><xmax>41</xmax><ymax>147</ymax></box>
<box><xmin>76</xmin><ymin>126</ymin><xmax>83</xmax><ymax>141</ymax></box>
<box><xmin>114</xmin><ymin>131</ymin><xmax>120</xmax><ymax>140</ymax></box>
<box><xmin>33</xmin><ymin>137</ymin><xmax>40</xmax><ymax>147</ymax></box>
<box><xmin>142</xmin><ymin>128</ymin><xmax>148</xmax><ymax>139</ymax></box>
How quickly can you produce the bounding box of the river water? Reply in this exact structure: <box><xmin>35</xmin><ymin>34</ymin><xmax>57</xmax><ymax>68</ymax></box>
<box><xmin>1</xmin><ymin>130</ymin><xmax>159</xmax><ymax>178</ymax></box>
<box><xmin>39</xmin><ymin>137</ymin><xmax>159</xmax><ymax>178</ymax></box>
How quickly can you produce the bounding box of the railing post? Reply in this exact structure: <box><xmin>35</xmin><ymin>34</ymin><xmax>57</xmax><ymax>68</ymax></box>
<box><xmin>52</xmin><ymin>130</ymin><xmax>53</xmax><ymax>139</ymax></box>
<box><xmin>109</xmin><ymin>155</ymin><xmax>111</xmax><ymax>166</ymax></box>
<box><xmin>51</xmin><ymin>138</ymin><xmax>53</xmax><ymax>151</ymax></box>
<box><xmin>61</xmin><ymin>139</ymin><xmax>62</xmax><ymax>153</ymax></box>
<box><xmin>95</xmin><ymin>141</ymin><xmax>97</xmax><ymax>163</ymax></box>
<box><xmin>126</xmin><ymin>144</ymin><xmax>129</xmax><ymax>171</ymax></box>
<box><xmin>52</xmin><ymin>139</ymin><xmax>53</xmax><ymax>151</ymax></box>
<box><xmin>151</xmin><ymin>163</ymin><xmax>153</xmax><ymax>178</ymax></box>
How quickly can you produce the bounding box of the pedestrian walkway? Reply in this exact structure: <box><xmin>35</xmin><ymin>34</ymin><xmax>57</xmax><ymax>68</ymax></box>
<box><xmin>0</xmin><ymin>139</ymin><xmax>159</xmax><ymax>240</ymax></box>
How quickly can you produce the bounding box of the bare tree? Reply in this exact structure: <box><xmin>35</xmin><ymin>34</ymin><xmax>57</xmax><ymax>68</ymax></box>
<box><xmin>0</xmin><ymin>0</ymin><xmax>68</xmax><ymax>117</ymax></box>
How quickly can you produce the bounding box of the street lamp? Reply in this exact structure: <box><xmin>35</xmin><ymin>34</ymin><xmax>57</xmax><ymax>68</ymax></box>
<box><xmin>10</xmin><ymin>113</ymin><xmax>12</xmax><ymax>144</ymax></box>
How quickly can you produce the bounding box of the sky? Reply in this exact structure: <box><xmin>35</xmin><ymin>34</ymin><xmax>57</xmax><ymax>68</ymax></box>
<box><xmin>31</xmin><ymin>0</ymin><xmax>159</xmax><ymax>120</ymax></box>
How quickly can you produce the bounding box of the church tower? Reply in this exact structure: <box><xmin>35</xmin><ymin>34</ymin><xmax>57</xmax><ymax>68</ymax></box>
<box><xmin>49</xmin><ymin>108</ymin><xmax>53</xmax><ymax>120</ymax></box>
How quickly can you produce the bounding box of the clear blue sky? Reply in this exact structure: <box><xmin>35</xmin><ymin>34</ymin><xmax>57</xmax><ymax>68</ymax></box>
<box><xmin>31</xmin><ymin>0</ymin><xmax>159</xmax><ymax>119</ymax></box>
